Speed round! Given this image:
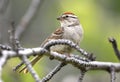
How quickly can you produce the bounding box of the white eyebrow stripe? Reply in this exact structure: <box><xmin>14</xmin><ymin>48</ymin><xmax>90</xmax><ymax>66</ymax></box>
<box><xmin>62</xmin><ymin>14</ymin><xmax>77</xmax><ymax>18</ymax></box>
<box><xmin>67</xmin><ymin>14</ymin><xmax>77</xmax><ymax>18</ymax></box>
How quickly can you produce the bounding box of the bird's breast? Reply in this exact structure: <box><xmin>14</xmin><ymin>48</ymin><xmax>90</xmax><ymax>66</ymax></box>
<box><xmin>63</xmin><ymin>25</ymin><xmax>83</xmax><ymax>44</ymax></box>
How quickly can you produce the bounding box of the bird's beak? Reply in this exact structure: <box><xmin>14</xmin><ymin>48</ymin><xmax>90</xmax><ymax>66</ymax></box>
<box><xmin>57</xmin><ymin>16</ymin><xmax>63</xmax><ymax>21</ymax></box>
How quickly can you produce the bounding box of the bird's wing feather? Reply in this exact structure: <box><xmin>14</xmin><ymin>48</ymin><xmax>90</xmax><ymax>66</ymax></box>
<box><xmin>19</xmin><ymin>27</ymin><xmax>64</xmax><ymax>73</ymax></box>
<box><xmin>40</xmin><ymin>27</ymin><xmax>64</xmax><ymax>47</ymax></box>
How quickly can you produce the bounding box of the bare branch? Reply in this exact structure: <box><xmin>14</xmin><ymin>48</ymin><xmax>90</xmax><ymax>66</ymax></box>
<box><xmin>13</xmin><ymin>61</ymin><xmax>24</xmax><ymax>72</ymax></box>
<box><xmin>15</xmin><ymin>0</ymin><xmax>42</xmax><ymax>39</ymax></box>
<box><xmin>14</xmin><ymin>39</ymin><xmax>94</xmax><ymax>72</ymax></box>
<box><xmin>1</xmin><ymin>48</ymin><xmax>120</xmax><ymax>81</ymax></box>
<box><xmin>21</xmin><ymin>55</ymin><xmax>41</xmax><ymax>82</ymax></box>
<box><xmin>8</xmin><ymin>22</ymin><xmax>15</xmax><ymax>48</ymax></box>
<box><xmin>3</xmin><ymin>48</ymin><xmax>120</xmax><ymax>72</ymax></box>
<box><xmin>70</xmin><ymin>54</ymin><xmax>90</xmax><ymax>62</ymax></box>
<box><xmin>109</xmin><ymin>37</ymin><xmax>120</xmax><ymax>60</ymax></box>
<box><xmin>0</xmin><ymin>0</ymin><xmax>11</xmax><ymax>45</ymax></box>
<box><xmin>78</xmin><ymin>69</ymin><xmax>86</xmax><ymax>82</ymax></box>
<box><xmin>0</xmin><ymin>44</ymin><xmax>12</xmax><ymax>50</ymax></box>
<box><xmin>50</xmin><ymin>51</ymin><xmax>120</xmax><ymax>72</ymax></box>
<box><xmin>9</xmin><ymin>22</ymin><xmax>23</xmax><ymax>51</ymax></box>
<box><xmin>108</xmin><ymin>66</ymin><xmax>116</xmax><ymax>82</ymax></box>
<box><xmin>43</xmin><ymin>39</ymin><xmax>95</xmax><ymax>61</ymax></box>
<box><xmin>0</xmin><ymin>39</ymin><xmax>120</xmax><ymax>72</ymax></box>
<box><xmin>41</xmin><ymin>62</ymin><xmax>66</xmax><ymax>82</ymax></box>
<box><xmin>0</xmin><ymin>39</ymin><xmax>120</xmax><ymax>82</ymax></box>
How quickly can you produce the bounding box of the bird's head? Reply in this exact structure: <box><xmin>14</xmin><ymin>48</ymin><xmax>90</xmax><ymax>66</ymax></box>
<box><xmin>57</xmin><ymin>12</ymin><xmax>80</xmax><ymax>27</ymax></box>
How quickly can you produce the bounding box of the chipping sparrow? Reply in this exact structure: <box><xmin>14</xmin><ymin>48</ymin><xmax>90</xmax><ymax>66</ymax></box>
<box><xmin>19</xmin><ymin>12</ymin><xmax>84</xmax><ymax>73</ymax></box>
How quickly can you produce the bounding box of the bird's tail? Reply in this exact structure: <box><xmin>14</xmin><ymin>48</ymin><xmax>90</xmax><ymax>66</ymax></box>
<box><xmin>19</xmin><ymin>55</ymin><xmax>43</xmax><ymax>73</ymax></box>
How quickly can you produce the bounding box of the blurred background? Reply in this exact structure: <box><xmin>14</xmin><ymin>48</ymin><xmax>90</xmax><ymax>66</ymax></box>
<box><xmin>0</xmin><ymin>0</ymin><xmax>120</xmax><ymax>82</ymax></box>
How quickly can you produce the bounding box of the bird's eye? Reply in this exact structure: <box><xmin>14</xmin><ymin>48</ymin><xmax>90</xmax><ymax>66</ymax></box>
<box><xmin>65</xmin><ymin>15</ymin><xmax>69</xmax><ymax>18</ymax></box>
<box><xmin>62</xmin><ymin>15</ymin><xmax>69</xmax><ymax>19</ymax></box>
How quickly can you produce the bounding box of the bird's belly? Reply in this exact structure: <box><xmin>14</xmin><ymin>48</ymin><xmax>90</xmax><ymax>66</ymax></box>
<box><xmin>63</xmin><ymin>28</ymin><xmax>81</xmax><ymax>44</ymax></box>
<box><xmin>50</xmin><ymin>45</ymin><xmax>72</xmax><ymax>54</ymax></box>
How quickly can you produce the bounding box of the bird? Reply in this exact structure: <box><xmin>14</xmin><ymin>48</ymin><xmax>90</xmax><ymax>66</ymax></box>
<box><xmin>19</xmin><ymin>12</ymin><xmax>84</xmax><ymax>73</ymax></box>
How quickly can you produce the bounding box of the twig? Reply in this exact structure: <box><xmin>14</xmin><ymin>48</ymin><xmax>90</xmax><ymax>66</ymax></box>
<box><xmin>15</xmin><ymin>0</ymin><xmax>42</xmax><ymax>39</ymax></box>
<box><xmin>108</xmin><ymin>66</ymin><xmax>116</xmax><ymax>82</ymax></box>
<box><xmin>13</xmin><ymin>61</ymin><xmax>24</xmax><ymax>72</ymax></box>
<box><xmin>8</xmin><ymin>21</ymin><xmax>16</xmax><ymax>49</ymax></box>
<box><xmin>43</xmin><ymin>39</ymin><xmax>95</xmax><ymax>61</ymax></box>
<box><xmin>109</xmin><ymin>37</ymin><xmax>120</xmax><ymax>60</ymax></box>
<box><xmin>78</xmin><ymin>69</ymin><xmax>86</xmax><ymax>82</ymax></box>
<box><xmin>13</xmin><ymin>47</ymin><xmax>46</xmax><ymax>71</ymax></box>
<box><xmin>41</xmin><ymin>62</ymin><xmax>66</xmax><ymax>82</ymax></box>
<box><xmin>9</xmin><ymin>22</ymin><xmax>24</xmax><ymax>71</ymax></box>
<box><xmin>14</xmin><ymin>39</ymin><xmax>23</xmax><ymax>50</ymax></box>
<box><xmin>70</xmin><ymin>54</ymin><xmax>90</xmax><ymax>62</ymax></box>
<box><xmin>21</xmin><ymin>55</ymin><xmax>41</xmax><ymax>82</ymax></box>
<box><xmin>9</xmin><ymin>22</ymin><xmax>40</xmax><ymax>80</ymax></box>
<box><xmin>11</xmin><ymin>0</ymin><xmax>43</xmax><ymax>72</ymax></box>
<box><xmin>49</xmin><ymin>51</ymin><xmax>120</xmax><ymax>72</ymax></box>
<box><xmin>0</xmin><ymin>44</ymin><xmax>12</xmax><ymax>50</ymax></box>
<box><xmin>9</xmin><ymin>22</ymin><xmax>23</xmax><ymax>51</ymax></box>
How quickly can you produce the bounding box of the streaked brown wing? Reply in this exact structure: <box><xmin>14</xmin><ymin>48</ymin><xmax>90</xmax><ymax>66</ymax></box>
<box><xmin>40</xmin><ymin>27</ymin><xmax>64</xmax><ymax>47</ymax></box>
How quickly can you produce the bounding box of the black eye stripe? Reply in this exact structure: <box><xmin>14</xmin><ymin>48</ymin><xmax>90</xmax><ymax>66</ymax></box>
<box><xmin>65</xmin><ymin>15</ymin><xmax>69</xmax><ymax>18</ymax></box>
<box><xmin>62</xmin><ymin>15</ymin><xmax>77</xmax><ymax>19</ymax></box>
<box><xmin>62</xmin><ymin>15</ymin><xmax>68</xmax><ymax>18</ymax></box>
<box><xmin>71</xmin><ymin>16</ymin><xmax>76</xmax><ymax>18</ymax></box>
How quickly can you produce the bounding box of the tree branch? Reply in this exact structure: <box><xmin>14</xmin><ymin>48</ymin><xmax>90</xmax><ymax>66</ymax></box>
<box><xmin>107</xmin><ymin>65</ymin><xmax>116</xmax><ymax>82</ymax></box>
<box><xmin>109</xmin><ymin>37</ymin><xmax>120</xmax><ymax>60</ymax></box>
<box><xmin>110</xmin><ymin>67</ymin><xmax>116</xmax><ymax>82</ymax></box>
<box><xmin>0</xmin><ymin>39</ymin><xmax>120</xmax><ymax>82</ymax></box>
<box><xmin>43</xmin><ymin>39</ymin><xmax>95</xmax><ymax>61</ymax></box>
<box><xmin>15</xmin><ymin>0</ymin><xmax>42</xmax><ymax>39</ymax></box>
<box><xmin>0</xmin><ymin>39</ymin><xmax>120</xmax><ymax>72</ymax></box>
<box><xmin>41</xmin><ymin>62</ymin><xmax>66</xmax><ymax>82</ymax></box>
<box><xmin>78</xmin><ymin>69</ymin><xmax>86</xmax><ymax>82</ymax></box>
<box><xmin>21</xmin><ymin>55</ymin><xmax>41</xmax><ymax>82</ymax></box>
